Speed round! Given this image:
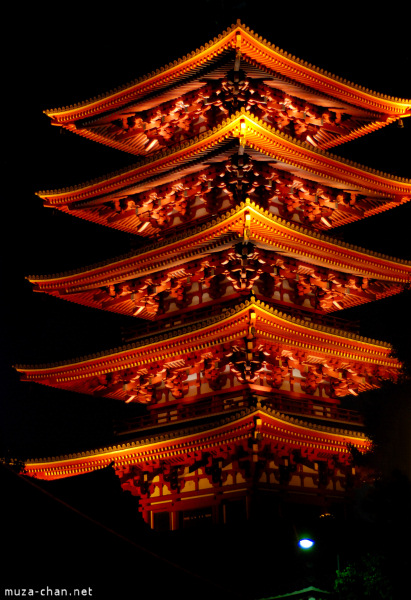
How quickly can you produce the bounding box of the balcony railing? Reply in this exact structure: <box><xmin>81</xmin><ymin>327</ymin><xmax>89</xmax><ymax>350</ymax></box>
<box><xmin>122</xmin><ymin>296</ymin><xmax>360</xmax><ymax>342</ymax></box>
<box><xmin>114</xmin><ymin>390</ymin><xmax>363</xmax><ymax>437</ymax></box>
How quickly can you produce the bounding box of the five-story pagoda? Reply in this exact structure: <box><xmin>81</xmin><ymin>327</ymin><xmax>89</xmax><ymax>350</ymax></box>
<box><xmin>16</xmin><ymin>22</ymin><xmax>411</xmax><ymax>532</ymax></box>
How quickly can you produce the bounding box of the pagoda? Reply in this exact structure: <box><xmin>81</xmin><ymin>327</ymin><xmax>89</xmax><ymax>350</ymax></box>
<box><xmin>16</xmin><ymin>22</ymin><xmax>411</xmax><ymax>532</ymax></box>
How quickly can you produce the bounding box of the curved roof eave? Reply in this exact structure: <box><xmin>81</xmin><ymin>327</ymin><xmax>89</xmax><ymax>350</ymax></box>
<box><xmin>26</xmin><ymin>200</ymin><xmax>411</xmax><ymax>289</ymax></box>
<box><xmin>14</xmin><ymin>298</ymin><xmax>398</xmax><ymax>378</ymax></box>
<box><xmin>37</xmin><ymin>112</ymin><xmax>411</xmax><ymax>206</ymax></box>
<box><xmin>24</xmin><ymin>405</ymin><xmax>370</xmax><ymax>480</ymax></box>
<box><xmin>44</xmin><ymin>22</ymin><xmax>411</xmax><ymax>125</ymax></box>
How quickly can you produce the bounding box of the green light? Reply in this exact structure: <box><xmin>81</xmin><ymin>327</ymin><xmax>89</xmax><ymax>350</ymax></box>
<box><xmin>298</xmin><ymin>538</ymin><xmax>315</xmax><ymax>549</ymax></box>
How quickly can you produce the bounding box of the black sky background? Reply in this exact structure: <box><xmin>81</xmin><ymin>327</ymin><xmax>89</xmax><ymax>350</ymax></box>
<box><xmin>2</xmin><ymin>1</ymin><xmax>411</xmax><ymax>460</ymax></box>
<box><xmin>1</xmin><ymin>3</ymin><xmax>411</xmax><ymax>599</ymax></box>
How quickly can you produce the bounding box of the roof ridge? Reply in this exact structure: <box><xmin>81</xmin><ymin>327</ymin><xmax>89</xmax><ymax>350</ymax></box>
<box><xmin>14</xmin><ymin>295</ymin><xmax>394</xmax><ymax>371</ymax></box>
<box><xmin>26</xmin><ymin>198</ymin><xmax>411</xmax><ymax>283</ymax></box>
<box><xmin>241</xmin><ymin>109</ymin><xmax>411</xmax><ymax>184</ymax></box>
<box><xmin>37</xmin><ymin>110</ymin><xmax>411</xmax><ymax>200</ymax></box>
<box><xmin>44</xmin><ymin>23</ymin><xmax>240</xmax><ymax>115</ymax></box>
<box><xmin>26</xmin><ymin>402</ymin><xmax>368</xmax><ymax>464</ymax></box>
<box><xmin>238</xmin><ymin>22</ymin><xmax>411</xmax><ymax>105</ymax></box>
<box><xmin>44</xmin><ymin>21</ymin><xmax>411</xmax><ymax>118</ymax></box>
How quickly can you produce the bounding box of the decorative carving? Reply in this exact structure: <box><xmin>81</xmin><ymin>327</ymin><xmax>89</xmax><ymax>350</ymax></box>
<box><xmin>226</xmin><ymin>340</ymin><xmax>266</xmax><ymax>383</ymax></box>
<box><xmin>74</xmin><ymin>315</ymin><xmax>396</xmax><ymax>405</ymax></box>
<box><xmin>301</xmin><ymin>365</ymin><xmax>323</xmax><ymax>395</ymax></box>
<box><xmin>119</xmin><ymin>464</ymin><xmax>162</xmax><ymax>498</ymax></box>
<box><xmin>162</xmin><ymin>465</ymin><xmax>182</xmax><ymax>493</ymax></box>
<box><xmin>221</xmin><ymin>242</ymin><xmax>264</xmax><ymax>291</ymax></box>
<box><xmin>203</xmin><ymin>357</ymin><xmax>225</xmax><ymax>391</ymax></box>
<box><xmin>82</xmin><ymin>150</ymin><xmax>372</xmax><ymax>236</ymax></box>
<box><xmin>164</xmin><ymin>367</ymin><xmax>190</xmax><ymax>399</ymax></box>
<box><xmin>90</xmin><ymin>242</ymin><xmax>382</xmax><ymax>326</ymax></box>
<box><xmin>98</xmin><ymin>72</ymin><xmax>359</xmax><ymax>156</ymax></box>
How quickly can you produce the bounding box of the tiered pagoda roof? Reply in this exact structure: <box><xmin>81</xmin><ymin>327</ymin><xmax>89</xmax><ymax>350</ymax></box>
<box><xmin>19</xmin><ymin>22</ymin><xmax>410</xmax><ymax>511</ymax></box>
<box><xmin>27</xmin><ymin>200</ymin><xmax>411</xmax><ymax>320</ymax></box>
<box><xmin>45</xmin><ymin>22</ymin><xmax>411</xmax><ymax>154</ymax></box>
<box><xmin>38</xmin><ymin>111</ymin><xmax>411</xmax><ymax>235</ymax></box>
<box><xmin>16</xmin><ymin>297</ymin><xmax>400</xmax><ymax>404</ymax></box>
<box><xmin>24</xmin><ymin>404</ymin><xmax>370</xmax><ymax>482</ymax></box>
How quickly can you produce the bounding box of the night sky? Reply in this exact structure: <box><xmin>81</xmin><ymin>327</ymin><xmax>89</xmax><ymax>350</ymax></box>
<box><xmin>2</xmin><ymin>1</ymin><xmax>411</xmax><ymax>460</ymax></box>
<box><xmin>2</xmin><ymin>2</ymin><xmax>411</xmax><ymax>598</ymax></box>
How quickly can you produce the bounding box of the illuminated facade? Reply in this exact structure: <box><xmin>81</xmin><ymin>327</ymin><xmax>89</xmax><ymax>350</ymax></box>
<box><xmin>17</xmin><ymin>22</ymin><xmax>411</xmax><ymax>531</ymax></box>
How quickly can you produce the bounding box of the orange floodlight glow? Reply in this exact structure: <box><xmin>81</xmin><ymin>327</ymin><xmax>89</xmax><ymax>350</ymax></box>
<box><xmin>305</xmin><ymin>135</ymin><xmax>317</xmax><ymax>147</ymax></box>
<box><xmin>18</xmin><ymin>22</ymin><xmax>411</xmax><ymax>532</ymax></box>
<box><xmin>137</xmin><ymin>222</ymin><xmax>150</xmax><ymax>233</ymax></box>
<box><xmin>145</xmin><ymin>139</ymin><xmax>158</xmax><ymax>152</ymax></box>
<box><xmin>320</xmin><ymin>216</ymin><xmax>332</xmax><ymax>227</ymax></box>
